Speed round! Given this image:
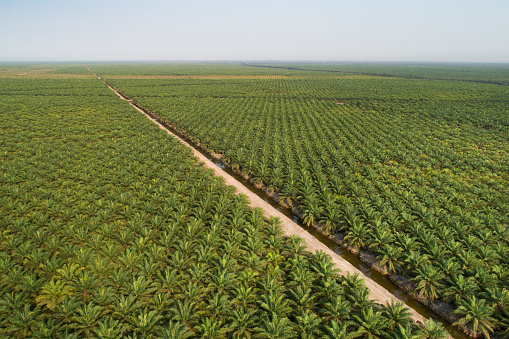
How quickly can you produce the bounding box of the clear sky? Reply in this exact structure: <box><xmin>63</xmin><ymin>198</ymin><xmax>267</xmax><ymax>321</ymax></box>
<box><xmin>1</xmin><ymin>0</ymin><xmax>508</xmax><ymax>62</ymax></box>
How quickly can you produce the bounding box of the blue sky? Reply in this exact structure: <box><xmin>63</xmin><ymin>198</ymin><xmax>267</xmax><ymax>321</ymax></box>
<box><xmin>1</xmin><ymin>0</ymin><xmax>508</xmax><ymax>62</ymax></box>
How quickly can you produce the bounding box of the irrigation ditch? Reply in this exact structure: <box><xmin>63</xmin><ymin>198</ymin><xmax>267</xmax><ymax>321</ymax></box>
<box><xmin>84</xmin><ymin>65</ymin><xmax>471</xmax><ymax>338</ymax></box>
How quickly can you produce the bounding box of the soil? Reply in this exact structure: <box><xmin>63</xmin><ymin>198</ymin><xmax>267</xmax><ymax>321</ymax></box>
<box><xmin>84</xmin><ymin>65</ymin><xmax>428</xmax><ymax>326</ymax></box>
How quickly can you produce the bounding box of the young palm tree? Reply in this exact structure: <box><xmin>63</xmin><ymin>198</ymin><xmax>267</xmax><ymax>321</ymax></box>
<box><xmin>321</xmin><ymin>296</ymin><xmax>352</xmax><ymax>323</ymax></box>
<box><xmin>352</xmin><ymin>307</ymin><xmax>390</xmax><ymax>338</ymax></box>
<box><xmin>96</xmin><ymin>317</ymin><xmax>128</xmax><ymax>339</ymax></box>
<box><xmin>294</xmin><ymin>309</ymin><xmax>322</xmax><ymax>339</ymax></box>
<box><xmin>322</xmin><ymin>320</ymin><xmax>360</xmax><ymax>339</ymax></box>
<box><xmin>412</xmin><ymin>264</ymin><xmax>444</xmax><ymax>301</ymax></box>
<box><xmin>4</xmin><ymin>304</ymin><xmax>40</xmax><ymax>338</ymax></box>
<box><xmin>254</xmin><ymin>315</ymin><xmax>295</xmax><ymax>339</ymax></box>
<box><xmin>380</xmin><ymin>299</ymin><xmax>413</xmax><ymax>331</ymax></box>
<box><xmin>228</xmin><ymin>306</ymin><xmax>257</xmax><ymax>338</ymax></box>
<box><xmin>376</xmin><ymin>244</ymin><xmax>403</xmax><ymax>274</ymax></box>
<box><xmin>344</xmin><ymin>220</ymin><xmax>369</xmax><ymax>252</ymax></box>
<box><xmin>71</xmin><ymin>302</ymin><xmax>104</xmax><ymax>338</ymax></box>
<box><xmin>36</xmin><ymin>280</ymin><xmax>74</xmax><ymax>310</ymax></box>
<box><xmin>453</xmin><ymin>296</ymin><xmax>496</xmax><ymax>338</ymax></box>
<box><xmin>132</xmin><ymin>308</ymin><xmax>163</xmax><ymax>338</ymax></box>
<box><xmin>157</xmin><ymin>321</ymin><xmax>193</xmax><ymax>339</ymax></box>
<box><xmin>414</xmin><ymin>318</ymin><xmax>449</xmax><ymax>339</ymax></box>
<box><xmin>442</xmin><ymin>275</ymin><xmax>478</xmax><ymax>304</ymax></box>
<box><xmin>196</xmin><ymin>317</ymin><xmax>227</xmax><ymax>339</ymax></box>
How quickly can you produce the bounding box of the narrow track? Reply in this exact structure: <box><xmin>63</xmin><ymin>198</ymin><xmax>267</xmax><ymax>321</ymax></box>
<box><xmin>84</xmin><ymin>65</ymin><xmax>428</xmax><ymax>324</ymax></box>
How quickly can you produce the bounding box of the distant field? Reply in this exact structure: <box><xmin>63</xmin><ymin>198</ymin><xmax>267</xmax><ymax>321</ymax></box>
<box><xmin>98</xmin><ymin>62</ymin><xmax>509</xmax><ymax>337</ymax></box>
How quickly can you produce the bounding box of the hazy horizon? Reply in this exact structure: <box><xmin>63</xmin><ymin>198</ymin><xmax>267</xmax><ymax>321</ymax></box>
<box><xmin>2</xmin><ymin>0</ymin><xmax>509</xmax><ymax>63</ymax></box>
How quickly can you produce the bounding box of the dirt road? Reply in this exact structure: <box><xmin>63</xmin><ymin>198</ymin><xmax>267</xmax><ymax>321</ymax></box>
<box><xmin>84</xmin><ymin>65</ymin><xmax>426</xmax><ymax>324</ymax></box>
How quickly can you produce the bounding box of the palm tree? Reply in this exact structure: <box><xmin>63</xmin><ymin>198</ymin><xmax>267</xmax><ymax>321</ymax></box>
<box><xmin>310</xmin><ymin>250</ymin><xmax>341</xmax><ymax>280</ymax></box>
<box><xmin>322</xmin><ymin>320</ymin><xmax>360</xmax><ymax>339</ymax></box>
<box><xmin>228</xmin><ymin>306</ymin><xmax>257</xmax><ymax>338</ymax></box>
<box><xmin>390</xmin><ymin>323</ymin><xmax>419</xmax><ymax>339</ymax></box>
<box><xmin>170</xmin><ymin>299</ymin><xmax>198</xmax><ymax>328</ymax></box>
<box><xmin>481</xmin><ymin>286</ymin><xmax>509</xmax><ymax>314</ymax></box>
<box><xmin>289</xmin><ymin>285</ymin><xmax>316</xmax><ymax>313</ymax></box>
<box><xmin>233</xmin><ymin>283</ymin><xmax>257</xmax><ymax>308</ymax></box>
<box><xmin>112</xmin><ymin>294</ymin><xmax>143</xmax><ymax>329</ymax></box>
<box><xmin>301</xmin><ymin>199</ymin><xmax>323</xmax><ymax>227</ymax></box>
<box><xmin>321</xmin><ymin>205</ymin><xmax>341</xmax><ymax>235</ymax></box>
<box><xmin>348</xmin><ymin>287</ymin><xmax>375</xmax><ymax>311</ymax></box>
<box><xmin>353</xmin><ymin>307</ymin><xmax>390</xmax><ymax>338</ymax></box>
<box><xmin>321</xmin><ymin>296</ymin><xmax>352</xmax><ymax>323</ymax></box>
<box><xmin>132</xmin><ymin>308</ymin><xmax>163</xmax><ymax>338</ymax></box>
<box><xmin>344</xmin><ymin>220</ymin><xmax>369</xmax><ymax>252</ymax></box>
<box><xmin>453</xmin><ymin>296</ymin><xmax>496</xmax><ymax>338</ymax></box>
<box><xmin>282</xmin><ymin>235</ymin><xmax>307</xmax><ymax>257</ymax></box>
<box><xmin>96</xmin><ymin>317</ymin><xmax>128</xmax><ymax>338</ymax></box>
<box><xmin>412</xmin><ymin>264</ymin><xmax>444</xmax><ymax>302</ymax></box>
<box><xmin>258</xmin><ymin>290</ymin><xmax>291</xmax><ymax>317</ymax></box>
<box><xmin>157</xmin><ymin>321</ymin><xmax>193</xmax><ymax>339</ymax></box>
<box><xmin>36</xmin><ymin>280</ymin><xmax>74</xmax><ymax>310</ymax></box>
<box><xmin>71</xmin><ymin>302</ymin><xmax>104</xmax><ymax>338</ymax></box>
<box><xmin>4</xmin><ymin>304</ymin><xmax>40</xmax><ymax>338</ymax></box>
<box><xmin>206</xmin><ymin>293</ymin><xmax>231</xmax><ymax>320</ymax></box>
<box><xmin>196</xmin><ymin>317</ymin><xmax>228</xmax><ymax>339</ymax></box>
<box><xmin>254</xmin><ymin>315</ymin><xmax>295</xmax><ymax>339</ymax></box>
<box><xmin>442</xmin><ymin>275</ymin><xmax>478</xmax><ymax>304</ymax></box>
<box><xmin>294</xmin><ymin>309</ymin><xmax>322</xmax><ymax>339</ymax></box>
<box><xmin>414</xmin><ymin>318</ymin><xmax>449</xmax><ymax>338</ymax></box>
<box><xmin>380</xmin><ymin>300</ymin><xmax>413</xmax><ymax>331</ymax></box>
<box><xmin>368</xmin><ymin>226</ymin><xmax>394</xmax><ymax>253</ymax></box>
<box><xmin>376</xmin><ymin>244</ymin><xmax>403</xmax><ymax>274</ymax></box>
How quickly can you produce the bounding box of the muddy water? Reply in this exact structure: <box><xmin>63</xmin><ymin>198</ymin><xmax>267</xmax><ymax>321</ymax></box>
<box><xmin>169</xmin><ymin>127</ymin><xmax>468</xmax><ymax>339</ymax></box>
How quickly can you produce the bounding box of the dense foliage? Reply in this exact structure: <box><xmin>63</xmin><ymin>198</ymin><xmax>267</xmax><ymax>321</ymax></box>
<box><xmin>104</xmin><ymin>63</ymin><xmax>509</xmax><ymax>337</ymax></box>
<box><xmin>0</xmin><ymin>77</ymin><xmax>438</xmax><ymax>338</ymax></box>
